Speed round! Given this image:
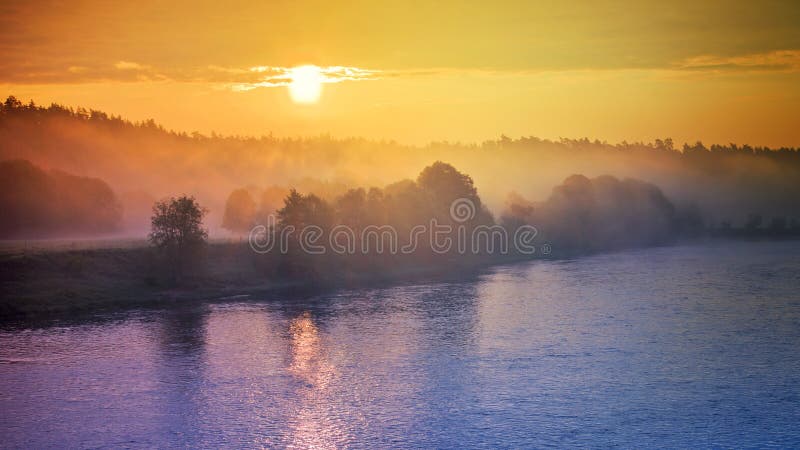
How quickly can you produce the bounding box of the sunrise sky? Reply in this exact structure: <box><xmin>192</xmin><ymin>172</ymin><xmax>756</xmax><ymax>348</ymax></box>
<box><xmin>2</xmin><ymin>0</ymin><xmax>799</xmax><ymax>147</ymax></box>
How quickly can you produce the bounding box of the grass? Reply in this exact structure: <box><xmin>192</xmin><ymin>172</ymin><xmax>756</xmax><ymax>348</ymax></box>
<box><xmin>0</xmin><ymin>241</ymin><xmax>531</xmax><ymax>321</ymax></box>
<box><xmin>0</xmin><ymin>243</ymin><xmax>278</xmax><ymax>319</ymax></box>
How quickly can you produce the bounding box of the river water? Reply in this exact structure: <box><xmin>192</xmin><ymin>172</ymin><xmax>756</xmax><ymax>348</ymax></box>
<box><xmin>1</xmin><ymin>240</ymin><xmax>799</xmax><ymax>448</ymax></box>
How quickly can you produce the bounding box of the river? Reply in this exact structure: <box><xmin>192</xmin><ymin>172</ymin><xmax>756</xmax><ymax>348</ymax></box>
<box><xmin>1</xmin><ymin>240</ymin><xmax>799</xmax><ymax>447</ymax></box>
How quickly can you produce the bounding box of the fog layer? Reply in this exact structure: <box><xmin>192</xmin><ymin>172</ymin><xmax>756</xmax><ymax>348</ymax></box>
<box><xmin>2</xmin><ymin>96</ymin><xmax>799</xmax><ymax>238</ymax></box>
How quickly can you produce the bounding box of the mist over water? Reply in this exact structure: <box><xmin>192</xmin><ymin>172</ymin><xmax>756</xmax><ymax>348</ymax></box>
<box><xmin>2</xmin><ymin>240</ymin><xmax>799</xmax><ymax>448</ymax></box>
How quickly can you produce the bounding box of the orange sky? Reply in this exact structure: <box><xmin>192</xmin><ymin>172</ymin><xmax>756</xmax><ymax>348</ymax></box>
<box><xmin>2</xmin><ymin>0</ymin><xmax>799</xmax><ymax>147</ymax></box>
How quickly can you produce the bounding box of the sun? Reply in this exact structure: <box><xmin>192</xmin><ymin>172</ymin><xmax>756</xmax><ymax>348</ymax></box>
<box><xmin>288</xmin><ymin>65</ymin><xmax>323</xmax><ymax>104</ymax></box>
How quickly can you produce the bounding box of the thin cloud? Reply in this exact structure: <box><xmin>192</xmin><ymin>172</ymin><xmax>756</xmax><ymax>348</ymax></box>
<box><xmin>229</xmin><ymin>66</ymin><xmax>381</xmax><ymax>92</ymax></box>
<box><xmin>5</xmin><ymin>52</ymin><xmax>799</xmax><ymax>86</ymax></box>
<box><xmin>114</xmin><ymin>61</ymin><xmax>149</xmax><ymax>70</ymax></box>
<box><xmin>0</xmin><ymin>61</ymin><xmax>384</xmax><ymax>86</ymax></box>
<box><xmin>677</xmin><ymin>50</ymin><xmax>800</xmax><ymax>72</ymax></box>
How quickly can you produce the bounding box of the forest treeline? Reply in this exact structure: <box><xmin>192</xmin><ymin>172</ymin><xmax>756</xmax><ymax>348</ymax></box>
<box><xmin>225</xmin><ymin>161</ymin><xmax>688</xmax><ymax>279</ymax></box>
<box><xmin>0</xmin><ymin>159</ymin><xmax>121</xmax><ymax>237</ymax></box>
<box><xmin>2</xmin><ymin>95</ymin><xmax>800</xmax><ymax>238</ymax></box>
<box><xmin>208</xmin><ymin>161</ymin><xmax>795</xmax><ymax>281</ymax></box>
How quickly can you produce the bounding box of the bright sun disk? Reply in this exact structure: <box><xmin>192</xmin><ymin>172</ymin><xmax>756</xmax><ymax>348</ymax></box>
<box><xmin>288</xmin><ymin>65</ymin><xmax>323</xmax><ymax>104</ymax></box>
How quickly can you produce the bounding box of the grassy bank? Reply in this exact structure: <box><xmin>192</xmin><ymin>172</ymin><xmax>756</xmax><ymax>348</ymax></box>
<box><xmin>0</xmin><ymin>242</ymin><xmax>536</xmax><ymax>320</ymax></box>
<box><xmin>9</xmin><ymin>234</ymin><xmax>794</xmax><ymax>321</ymax></box>
<box><xmin>0</xmin><ymin>243</ymin><xmax>275</xmax><ymax>319</ymax></box>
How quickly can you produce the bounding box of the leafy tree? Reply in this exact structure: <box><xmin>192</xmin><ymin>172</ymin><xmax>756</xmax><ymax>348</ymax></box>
<box><xmin>222</xmin><ymin>188</ymin><xmax>256</xmax><ymax>233</ymax></box>
<box><xmin>417</xmin><ymin>161</ymin><xmax>493</xmax><ymax>226</ymax></box>
<box><xmin>365</xmin><ymin>187</ymin><xmax>388</xmax><ymax>225</ymax></box>
<box><xmin>275</xmin><ymin>189</ymin><xmax>334</xmax><ymax>276</ymax></box>
<box><xmin>335</xmin><ymin>188</ymin><xmax>367</xmax><ymax>228</ymax></box>
<box><xmin>418</xmin><ymin>161</ymin><xmax>479</xmax><ymax>209</ymax></box>
<box><xmin>257</xmin><ymin>185</ymin><xmax>290</xmax><ymax>222</ymax></box>
<box><xmin>149</xmin><ymin>195</ymin><xmax>208</xmax><ymax>281</ymax></box>
<box><xmin>276</xmin><ymin>189</ymin><xmax>333</xmax><ymax>231</ymax></box>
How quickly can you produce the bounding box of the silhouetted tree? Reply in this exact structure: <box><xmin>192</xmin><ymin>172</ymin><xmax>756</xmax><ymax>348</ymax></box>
<box><xmin>277</xmin><ymin>189</ymin><xmax>333</xmax><ymax>231</ymax></box>
<box><xmin>257</xmin><ymin>185</ymin><xmax>290</xmax><ymax>223</ymax></box>
<box><xmin>274</xmin><ymin>190</ymin><xmax>334</xmax><ymax>276</ymax></box>
<box><xmin>500</xmin><ymin>191</ymin><xmax>536</xmax><ymax>233</ymax></box>
<box><xmin>149</xmin><ymin>195</ymin><xmax>208</xmax><ymax>282</ymax></box>
<box><xmin>365</xmin><ymin>187</ymin><xmax>388</xmax><ymax>225</ymax></box>
<box><xmin>504</xmin><ymin>174</ymin><xmax>677</xmax><ymax>251</ymax></box>
<box><xmin>222</xmin><ymin>188</ymin><xmax>256</xmax><ymax>233</ymax></box>
<box><xmin>417</xmin><ymin>161</ymin><xmax>493</xmax><ymax>226</ymax></box>
<box><xmin>383</xmin><ymin>179</ymin><xmax>433</xmax><ymax>240</ymax></box>
<box><xmin>418</xmin><ymin>161</ymin><xmax>479</xmax><ymax>210</ymax></box>
<box><xmin>335</xmin><ymin>188</ymin><xmax>367</xmax><ymax>229</ymax></box>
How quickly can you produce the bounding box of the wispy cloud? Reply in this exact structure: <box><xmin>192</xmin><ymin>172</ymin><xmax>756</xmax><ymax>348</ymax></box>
<box><xmin>114</xmin><ymin>61</ymin><xmax>149</xmax><ymax>70</ymax></box>
<box><xmin>0</xmin><ymin>61</ymin><xmax>384</xmax><ymax>87</ymax></box>
<box><xmin>4</xmin><ymin>50</ymin><xmax>800</xmax><ymax>86</ymax></box>
<box><xmin>676</xmin><ymin>50</ymin><xmax>800</xmax><ymax>72</ymax></box>
<box><xmin>229</xmin><ymin>66</ymin><xmax>381</xmax><ymax>92</ymax></box>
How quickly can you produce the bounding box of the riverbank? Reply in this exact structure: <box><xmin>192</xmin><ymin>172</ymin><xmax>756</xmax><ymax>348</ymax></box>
<box><xmin>0</xmin><ymin>241</ymin><xmax>539</xmax><ymax>320</ymax></box>
<box><xmin>4</xmin><ymin>236</ymin><xmax>798</xmax><ymax>321</ymax></box>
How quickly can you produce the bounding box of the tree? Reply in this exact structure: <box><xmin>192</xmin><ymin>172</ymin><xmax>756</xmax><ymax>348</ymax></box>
<box><xmin>275</xmin><ymin>190</ymin><xmax>334</xmax><ymax>276</ymax></box>
<box><xmin>335</xmin><ymin>188</ymin><xmax>367</xmax><ymax>228</ymax></box>
<box><xmin>276</xmin><ymin>189</ymin><xmax>333</xmax><ymax>231</ymax></box>
<box><xmin>417</xmin><ymin>161</ymin><xmax>493</xmax><ymax>226</ymax></box>
<box><xmin>222</xmin><ymin>188</ymin><xmax>256</xmax><ymax>233</ymax></box>
<box><xmin>258</xmin><ymin>185</ymin><xmax>290</xmax><ymax>223</ymax></box>
<box><xmin>418</xmin><ymin>161</ymin><xmax>479</xmax><ymax>209</ymax></box>
<box><xmin>0</xmin><ymin>159</ymin><xmax>122</xmax><ymax>238</ymax></box>
<box><xmin>149</xmin><ymin>195</ymin><xmax>208</xmax><ymax>281</ymax></box>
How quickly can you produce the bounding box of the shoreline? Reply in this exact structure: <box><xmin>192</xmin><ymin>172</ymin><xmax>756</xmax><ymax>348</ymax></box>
<box><xmin>2</xmin><ymin>236</ymin><xmax>798</xmax><ymax>323</ymax></box>
<box><xmin>0</xmin><ymin>242</ymin><xmax>543</xmax><ymax>322</ymax></box>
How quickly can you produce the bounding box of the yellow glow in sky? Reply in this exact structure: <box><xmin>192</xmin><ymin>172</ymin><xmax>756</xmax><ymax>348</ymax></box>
<box><xmin>1</xmin><ymin>0</ymin><xmax>799</xmax><ymax>147</ymax></box>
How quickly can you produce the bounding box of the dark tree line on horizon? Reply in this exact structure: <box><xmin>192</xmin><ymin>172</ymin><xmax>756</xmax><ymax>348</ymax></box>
<box><xmin>3</xmin><ymin>95</ymin><xmax>799</xmax><ymax>154</ymax></box>
<box><xmin>3</xmin><ymin>95</ymin><xmax>800</xmax><ymax>240</ymax></box>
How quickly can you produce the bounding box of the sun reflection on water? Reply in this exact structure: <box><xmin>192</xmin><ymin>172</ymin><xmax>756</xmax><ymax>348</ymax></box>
<box><xmin>286</xmin><ymin>311</ymin><xmax>344</xmax><ymax>448</ymax></box>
